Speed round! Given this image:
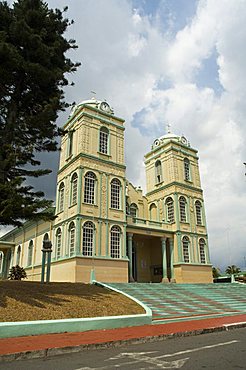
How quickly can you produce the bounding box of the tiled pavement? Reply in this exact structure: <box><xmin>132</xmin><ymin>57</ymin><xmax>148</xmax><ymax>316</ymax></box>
<box><xmin>108</xmin><ymin>283</ymin><xmax>246</xmax><ymax>323</ymax></box>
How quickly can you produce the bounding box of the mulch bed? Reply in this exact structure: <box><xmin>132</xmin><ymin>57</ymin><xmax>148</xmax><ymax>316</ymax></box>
<box><xmin>0</xmin><ymin>281</ymin><xmax>145</xmax><ymax>322</ymax></box>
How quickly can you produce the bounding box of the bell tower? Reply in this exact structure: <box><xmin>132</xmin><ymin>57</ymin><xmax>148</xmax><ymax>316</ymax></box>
<box><xmin>53</xmin><ymin>98</ymin><xmax>128</xmax><ymax>283</ymax></box>
<box><xmin>145</xmin><ymin>129</ymin><xmax>212</xmax><ymax>283</ymax></box>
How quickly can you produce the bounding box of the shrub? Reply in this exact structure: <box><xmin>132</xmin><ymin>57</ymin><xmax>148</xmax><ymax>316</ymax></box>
<box><xmin>8</xmin><ymin>265</ymin><xmax>27</xmax><ymax>280</ymax></box>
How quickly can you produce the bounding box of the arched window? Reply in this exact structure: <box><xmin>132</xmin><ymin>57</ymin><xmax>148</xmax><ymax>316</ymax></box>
<box><xmin>182</xmin><ymin>236</ymin><xmax>190</xmax><ymax>263</ymax></box>
<box><xmin>110</xmin><ymin>225</ymin><xmax>121</xmax><ymax>258</ymax></box>
<box><xmin>71</xmin><ymin>172</ymin><xmax>78</xmax><ymax>205</ymax></box>
<box><xmin>99</xmin><ymin>127</ymin><xmax>109</xmax><ymax>154</ymax></box>
<box><xmin>184</xmin><ymin>158</ymin><xmax>190</xmax><ymax>181</ymax></box>
<box><xmin>130</xmin><ymin>203</ymin><xmax>138</xmax><ymax>217</ymax></box>
<box><xmin>149</xmin><ymin>203</ymin><xmax>157</xmax><ymax>220</ymax></box>
<box><xmin>179</xmin><ymin>196</ymin><xmax>187</xmax><ymax>222</ymax></box>
<box><xmin>69</xmin><ymin>222</ymin><xmax>75</xmax><ymax>256</ymax></box>
<box><xmin>27</xmin><ymin>240</ymin><xmax>33</xmax><ymax>266</ymax></box>
<box><xmin>16</xmin><ymin>245</ymin><xmax>21</xmax><ymax>265</ymax></box>
<box><xmin>166</xmin><ymin>197</ymin><xmax>174</xmax><ymax>223</ymax></box>
<box><xmin>82</xmin><ymin>221</ymin><xmax>94</xmax><ymax>256</ymax></box>
<box><xmin>195</xmin><ymin>200</ymin><xmax>202</xmax><ymax>225</ymax></box>
<box><xmin>68</xmin><ymin>130</ymin><xmax>74</xmax><ymax>157</ymax></box>
<box><xmin>58</xmin><ymin>182</ymin><xmax>65</xmax><ymax>212</ymax></box>
<box><xmin>111</xmin><ymin>178</ymin><xmax>121</xmax><ymax>209</ymax></box>
<box><xmin>0</xmin><ymin>252</ymin><xmax>3</xmax><ymax>273</ymax></box>
<box><xmin>84</xmin><ymin>172</ymin><xmax>96</xmax><ymax>204</ymax></box>
<box><xmin>155</xmin><ymin>160</ymin><xmax>162</xmax><ymax>184</ymax></box>
<box><xmin>56</xmin><ymin>228</ymin><xmax>62</xmax><ymax>259</ymax></box>
<box><xmin>199</xmin><ymin>238</ymin><xmax>206</xmax><ymax>264</ymax></box>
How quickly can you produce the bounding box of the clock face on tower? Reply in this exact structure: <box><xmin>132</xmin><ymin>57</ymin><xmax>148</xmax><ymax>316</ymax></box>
<box><xmin>99</xmin><ymin>101</ymin><xmax>110</xmax><ymax>112</ymax></box>
<box><xmin>181</xmin><ymin>136</ymin><xmax>188</xmax><ymax>145</ymax></box>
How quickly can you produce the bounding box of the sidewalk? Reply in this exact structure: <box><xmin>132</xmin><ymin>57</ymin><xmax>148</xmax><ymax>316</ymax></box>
<box><xmin>1</xmin><ymin>314</ymin><xmax>246</xmax><ymax>362</ymax></box>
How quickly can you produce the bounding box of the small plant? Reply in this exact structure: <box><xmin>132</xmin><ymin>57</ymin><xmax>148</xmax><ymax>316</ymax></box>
<box><xmin>8</xmin><ymin>265</ymin><xmax>27</xmax><ymax>280</ymax></box>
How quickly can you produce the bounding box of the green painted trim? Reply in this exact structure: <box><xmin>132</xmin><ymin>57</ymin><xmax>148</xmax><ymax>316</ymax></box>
<box><xmin>106</xmin><ymin>222</ymin><xmax>109</xmax><ymax>257</ymax></box>
<box><xmin>64</xmin><ymin>104</ymin><xmax>125</xmax><ymax>127</ymax></box>
<box><xmin>76</xmin><ymin>218</ymin><xmax>81</xmax><ymax>255</ymax></box>
<box><xmin>173</xmin><ymin>262</ymin><xmax>213</xmax><ymax>267</ymax></box>
<box><xmin>146</xmin><ymin>181</ymin><xmax>203</xmax><ymax>197</ymax></box>
<box><xmin>201</xmin><ymin>200</ymin><xmax>208</xmax><ymax>229</ymax></box>
<box><xmin>54</xmin><ymin>213</ymin><xmax>127</xmax><ymax>229</ymax></box>
<box><xmin>58</xmin><ymin>152</ymin><xmax>126</xmax><ymax>176</ymax></box>
<box><xmin>0</xmin><ymin>214</ymin><xmax>55</xmax><ymax>242</ymax></box>
<box><xmin>190</xmin><ymin>234</ymin><xmax>194</xmax><ymax>263</ymax></box>
<box><xmin>145</xmin><ymin>141</ymin><xmax>198</xmax><ymax>158</ymax></box>
<box><xmin>174</xmin><ymin>193</ymin><xmax>180</xmax><ymax>229</ymax></box>
<box><xmin>99</xmin><ymin>173</ymin><xmax>102</xmax><ymax>218</ymax></box>
<box><xmin>187</xmin><ymin>196</ymin><xmax>190</xmax><ymax>224</ymax></box>
<box><xmin>95</xmin><ymin>281</ymin><xmax>152</xmax><ymax>318</ymax></box>
<box><xmin>176</xmin><ymin>232</ymin><xmax>182</xmax><ymax>262</ymax></box>
<box><xmin>98</xmin><ymin>221</ymin><xmax>102</xmax><ymax>256</ymax></box>
<box><xmin>77</xmin><ymin>167</ymin><xmax>83</xmax><ymax>214</ymax></box>
<box><xmin>169</xmin><ymin>238</ymin><xmax>174</xmax><ymax>277</ymax></box>
<box><xmin>0</xmin><ymin>310</ymin><xmax>150</xmax><ymax>339</ymax></box>
<box><xmin>123</xmin><ymin>225</ymin><xmax>127</xmax><ymax>258</ymax></box>
<box><xmin>195</xmin><ymin>235</ymin><xmax>199</xmax><ymax>263</ymax></box>
<box><xmin>106</xmin><ymin>175</ymin><xmax>109</xmax><ymax>219</ymax></box>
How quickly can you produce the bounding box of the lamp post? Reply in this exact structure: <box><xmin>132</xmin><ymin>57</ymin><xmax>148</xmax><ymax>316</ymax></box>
<box><xmin>41</xmin><ymin>239</ymin><xmax>52</xmax><ymax>283</ymax></box>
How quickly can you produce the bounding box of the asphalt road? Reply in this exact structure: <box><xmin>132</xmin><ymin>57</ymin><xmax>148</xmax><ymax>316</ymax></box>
<box><xmin>1</xmin><ymin>328</ymin><xmax>245</xmax><ymax>370</ymax></box>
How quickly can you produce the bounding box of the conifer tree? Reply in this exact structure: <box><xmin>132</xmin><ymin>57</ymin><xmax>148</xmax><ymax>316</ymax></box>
<box><xmin>0</xmin><ymin>0</ymin><xmax>80</xmax><ymax>226</ymax></box>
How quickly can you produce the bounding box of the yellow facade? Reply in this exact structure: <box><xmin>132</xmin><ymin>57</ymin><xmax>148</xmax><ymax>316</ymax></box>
<box><xmin>0</xmin><ymin>98</ymin><xmax>212</xmax><ymax>284</ymax></box>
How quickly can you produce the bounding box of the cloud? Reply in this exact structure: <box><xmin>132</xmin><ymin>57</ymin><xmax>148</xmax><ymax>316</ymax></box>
<box><xmin>2</xmin><ymin>0</ymin><xmax>246</xmax><ymax>271</ymax></box>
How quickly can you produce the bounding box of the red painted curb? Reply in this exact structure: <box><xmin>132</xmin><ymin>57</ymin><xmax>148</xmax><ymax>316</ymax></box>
<box><xmin>0</xmin><ymin>314</ymin><xmax>246</xmax><ymax>357</ymax></box>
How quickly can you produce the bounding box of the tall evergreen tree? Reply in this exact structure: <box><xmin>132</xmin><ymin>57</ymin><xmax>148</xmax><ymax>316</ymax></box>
<box><xmin>0</xmin><ymin>0</ymin><xmax>80</xmax><ymax>226</ymax></box>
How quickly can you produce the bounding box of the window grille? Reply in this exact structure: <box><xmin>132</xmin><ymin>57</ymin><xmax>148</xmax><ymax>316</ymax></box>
<box><xmin>59</xmin><ymin>183</ymin><xmax>65</xmax><ymax>212</ymax></box>
<box><xmin>166</xmin><ymin>197</ymin><xmax>174</xmax><ymax>223</ymax></box>
<box><xmin>110</xmin><ymin>226</ymin><xmax>121</xmax><ymax>258</ymax></box>
<box><xmin>84</xmin><ymin>172</ymin><xmax>96</xmax><ymax>204</ymax></box>
<box><xmin>71</xmin><ymin>173</ymin><xmax>78</xmax><ymax>205</ymax></box>
<box><xmin>182</xmin><ymin>236</ymin><xmax>190</xmax><ymax>263</ymax></box>
<box><xmin>184</xmin><ymin>158</ymin><xmax>190</xmax><ymax>181</ymax></box>
<box><xmin>179</xmin><ymin>196</ymin><xmax>187</xmax><ymax>222</ymax></box>
<box><xmin>68</xmin><ymin>130</ymin><xmax>74</xmax><ymax>157</ymax></box>
<box><xmin>199</xmin><ymin>239</ymin><xmax>206</xmax><ymax>264</ymax></box>
<box><xmin>56</xmin><ymin>228</ymin><xmax>62</xmax><ymax>259</ymax></box>
<box><xmin>69</xmin><ymin>222</ymin><xmax>75</xmax><ymax>256</ymax></box>
<box><xmin>195</xmin><ymin>200</ymin><xmax>202</xmax><ymax>225</ymax></box>
<box><xmin>99</xmin><ymin>127</ymin><xmax>109</xmax><ymax>154</ymax></box>
<box><xmin>82</xmin><ymin>221</ymin><xmax>94</xmax><ymax>256</ymax></box>
<box><xmin>155</xmin><ymin>160</ymin><xmax>162</xmax><ymax>183</ymax></box>
<box><xmin>111</xmin><ymin>179</ymin><xmax>121</xmax><ymax>209</ymax></box>
<box><xmin>130</xmin><ymin>203</ymin><xmax>138</xmax><ymax>217</ymax></box>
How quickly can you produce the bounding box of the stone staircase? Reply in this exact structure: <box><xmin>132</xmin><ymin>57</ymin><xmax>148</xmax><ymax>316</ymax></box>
<box><xmin>107</xmin><ymin>283</ymin><xmax>246</xmax><ymax>324</ymax></box>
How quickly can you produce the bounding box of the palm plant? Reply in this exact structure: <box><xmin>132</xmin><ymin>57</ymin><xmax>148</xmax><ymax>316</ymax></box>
<box><xmin>225</xmin><ymin>265</ymin><xmax>241</xmax><ymax>275</ymax></box>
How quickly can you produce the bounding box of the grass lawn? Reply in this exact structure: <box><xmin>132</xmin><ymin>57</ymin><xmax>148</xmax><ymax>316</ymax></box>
<box><xmin>0</xmin><ymin>281</ymin><xmax>145</xmax><ymax>322</ymax></box>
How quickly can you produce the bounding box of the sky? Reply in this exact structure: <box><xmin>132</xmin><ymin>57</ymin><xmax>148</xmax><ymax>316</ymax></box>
<box><xmin>2</xmin><ymin>0</ymin><xmax>246</xmax><ymax>272</ymax></box>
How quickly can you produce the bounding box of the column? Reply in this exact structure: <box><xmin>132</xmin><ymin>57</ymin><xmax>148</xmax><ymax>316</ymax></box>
<box><xmin>161</xmin><ymin>237</ymin><xmax>169</xmax><ymax>283</ymax></box>
<box><xmin>169</xmin><ymin>238</ymin><xmax>176</xmax><ymax>283</ymax></box>
<box><xmin>127</xmin><ymin>233</ymin><xmax>134</xmax><ymax>282</ymax></box>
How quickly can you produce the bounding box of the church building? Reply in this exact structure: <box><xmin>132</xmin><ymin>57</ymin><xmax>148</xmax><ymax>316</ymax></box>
<box><xmin>0</xmin><ymin>98</ymin><xmax>213</xmax><ymax>283</ymax></box>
